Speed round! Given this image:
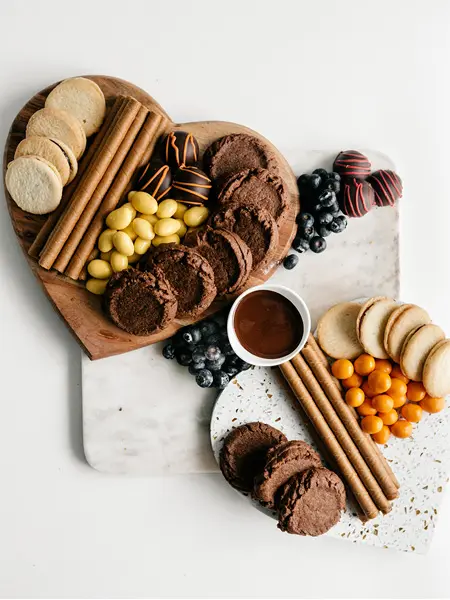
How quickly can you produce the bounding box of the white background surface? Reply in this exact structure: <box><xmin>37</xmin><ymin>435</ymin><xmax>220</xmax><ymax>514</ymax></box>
<box><xmin>1</xmin><ymin>0</ymin><xmax>450</xmax><ymax>597</ymax></box>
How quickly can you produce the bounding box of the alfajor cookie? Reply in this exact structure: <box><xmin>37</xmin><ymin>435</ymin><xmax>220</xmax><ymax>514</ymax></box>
<box><xmin>384</xmin><ymin>304</ymin><xmax>431</xmax><ymax>363</ymax></box>
<box><xmin>45</xmin><ymin>77</ymin><xmax>106</xmax><ymax>137</ymax></box>
<box><xmin>15</xmin><ymin>136</ymin><xmax>77</xmax><ymax>186</ymax></box>
<box><xmin>423</xmin><ymin>339</ymin><xmax>450</xmax><ymax>398</ymax></box>
<box><xmin>400</xmin><ymin>324</ymin><xmax>445</xmax><ymax>382</ymax></box>
<box><xmin>6</xmin><ymin>155</ymin><xmax>63</xmax><ymax>214</ymax></box>
<box><xmin>26</xmin><ymin>107</ymin><xmax>86</xmax><ymax>159</ymax></box>
<box><xmin>356</xmin><ymin>297</ymin><xmax>398</xmax><ymax>359</ymax></box>
<box><xmin>317</xmin><ymin>302</ymin><xmax>363</xmax><ymax>360</ymax></box>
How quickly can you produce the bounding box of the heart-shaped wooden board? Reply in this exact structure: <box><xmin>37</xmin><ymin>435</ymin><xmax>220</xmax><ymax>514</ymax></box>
<box><xmin>3</xmin><ymin>76</ymin><xmax>299</xmax><ymax>360</ymax></box>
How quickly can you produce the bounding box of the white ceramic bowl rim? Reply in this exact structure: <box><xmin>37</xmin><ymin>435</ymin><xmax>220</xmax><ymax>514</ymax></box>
<box><xmin>227</xmin><ymin>284</ymin><xmax>311</xmax><ymax>367</ymax></box>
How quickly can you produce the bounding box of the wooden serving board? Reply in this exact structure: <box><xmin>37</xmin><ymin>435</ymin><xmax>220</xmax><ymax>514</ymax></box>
<box><xmin>3</xmin><ymin>76</ymin><xmax>299</xmax><ymax>360</ymax></box>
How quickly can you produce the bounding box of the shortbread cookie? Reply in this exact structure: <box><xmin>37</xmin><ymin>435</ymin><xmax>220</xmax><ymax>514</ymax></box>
<box><xmin>423</xmin><ymin>339</ymin><xmax>450</xmax><ymax>398</ymax></box>
<box><xmin>317</xmin><ymin>302</ymin><xmax>364</xmax><ymax>360</ymax></box>
<box><xmin>384</xmin><ymin>304</ymin><xmax>431</xmax><ymax>363</ymax></box>
<box><xmin>46</xmin><ymin>77</ymin><xmax>106</xmax><ymax>136</ymax></box>
<box><xmin>15</xmin><ymin>136</ymin><xmax>77</xmax><ymax>185</ymax></box>
<box><xmin>6</xmin><ymin>155</ymin><xmax>62</xmax><ymax>214</ymax></box>
<box><xmin>356</xmin><ymin>297</ymin><xmax>398</xmax><ymax>359</ymax></box>
<box><xmin>400</xmin><ymin>324</ymin><xmax>445</xmax><ymax>382</ymax></box>
<box><xmin>26</xmin><ymin>107</ymin><xmax>86</xmax><ymax>159</ymax></box>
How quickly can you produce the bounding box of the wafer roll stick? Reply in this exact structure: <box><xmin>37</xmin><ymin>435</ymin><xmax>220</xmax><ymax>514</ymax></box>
<box><xmin>65</xmin><ymin>111</ymin><xmax>166</xmax><ymax>280</ymax></box>
<box><xmin>302</xmin><ymin>344</ymin><xmax>399</xmax><ymax>500</ymax></box>
<box><xmin>39</xmin><ymin>97</ymin><xmax>141</xmax><ymax>269</ymax></box>
<box><xmin>279</xmin><ymin>360</ymin><xmax>379</xmax><ymax>520</ymax></box>
<box><xmin>53</xmin><ymin>105</ymin><xmax>149</xmax><ymax>273</ymax></box>
<box><xmin>28</xmin><ymin>96</ymin><xmax>126</xmax><ymax>259</ymax></box>
<box><xmin>292</xmin><ymin>354</ymin><xmax>391</xmax><ymax>514</ymax></box>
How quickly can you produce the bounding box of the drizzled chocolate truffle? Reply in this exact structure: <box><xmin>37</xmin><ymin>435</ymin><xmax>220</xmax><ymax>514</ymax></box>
<box><xmin>340</xmin><ymin>178</ymin><xmax>374</xmax><ymax>218</ymax></box>
<box><xmin>137</xmin><ymin>164</ymin><xmax>172</xmax><ymax>201</ymax></box>
<box><xmin>172</xmin><ymin>165</ymin><xmax>212</xmax><ymax>205</ymax></box>
<box><xmin>161</xmin><ymin>131</ymin><xmax>199</xmax><ymax>169</ymax></box>
<box><xmin>333</xmin><ymin>150</ymin><xmax>371</xmax><ymax>179</ymax></box>
<box><xmin>367</xmin><ymin>170</ymin><xmax>403</xmax><ymax>207</ymax></box>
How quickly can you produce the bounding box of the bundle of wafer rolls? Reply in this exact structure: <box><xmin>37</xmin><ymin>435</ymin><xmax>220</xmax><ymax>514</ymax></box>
<box><xmin>29</xmin><ymin>95</ymin><xmax>169</xmax><ymax>280</ymax></box>
<box><xmin>279</xmin><ymin>333</ymin><xmax>400</xmax><ymax>521</ymax></box>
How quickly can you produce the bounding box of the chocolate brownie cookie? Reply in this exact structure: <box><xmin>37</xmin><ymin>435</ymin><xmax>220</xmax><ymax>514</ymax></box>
<box><xmin>278</xmin><ymin>467</ymin><xmax>346</xmax><ymax>536</ymax></box>
<box><xmin>217</xmin><ymin>168</ymin><xmax>289</xmax><ymax>227</ymax></box>
<box><xmin>142</xmin><ymin>245</ymin><xmax>216</xmax><ymax>319</ymax></box>
<box><xmin>104</xmin><ymin>268</ymin><xmax>177</xmax><ymax>336</ymax></box>
<box><xmin>211</xmin><ymin>204</ymin><xmax>279</xmax><ymax>271</ymax></box>
<box><xmin>204</xmin><ymin>134</ymin><xmax>279</xmax><ymax>187</ymax></box>
<box><xmin>253</xmin><ymin>440</ymin><xmax>322</xmax><ymax>508</ymax></box>
<box><xmin>220</xmin><ymin>422</ymin><xmax>287</xmax><ymax>493</ymax></box>
<box><xmin>185</xmin><ymin>226</ymin><xmax>252</xmax><ymax>296</ymax></box>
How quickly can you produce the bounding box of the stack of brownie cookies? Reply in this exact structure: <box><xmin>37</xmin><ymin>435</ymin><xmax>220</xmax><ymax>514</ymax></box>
<box><xmin>219</xmin><ymin>422</ymin><xmax>346</xmax><ymax>536</ymax></box>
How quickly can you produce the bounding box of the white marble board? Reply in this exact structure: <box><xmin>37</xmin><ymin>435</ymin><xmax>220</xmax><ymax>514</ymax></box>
<box><xmin>82</xmin><ymin>150</ymin><xmax>400</xmax><ymax>475</ymax></box>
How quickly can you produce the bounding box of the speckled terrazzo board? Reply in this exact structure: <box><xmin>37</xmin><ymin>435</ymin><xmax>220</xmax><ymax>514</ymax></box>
<box><xmin>82</xmin><ymin>150</ymin><xmax>400</xmax><ymax>475</ymax></box>
<box><xmin>211</xmin><ymin>367</ymin><xmax>450</xmax><ymax>554</ymax></box>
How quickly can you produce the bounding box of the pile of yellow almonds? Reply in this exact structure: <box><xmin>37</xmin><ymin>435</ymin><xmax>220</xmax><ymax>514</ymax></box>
<box><xmin>86</xmin><ymin>190</ymin><xmax>209</xmax><ymax>295</ymax></box>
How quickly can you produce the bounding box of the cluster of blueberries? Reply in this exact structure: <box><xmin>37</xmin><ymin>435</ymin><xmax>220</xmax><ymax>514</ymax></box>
<box><xmin>162</xmin><ymin>315</ymin><xmax>250</xmax><ymax>389</ymax></box>
<box><xmin>283</xmin><ymin>168</ymin><xmax>348</xmax><ymax>269</ymax></box>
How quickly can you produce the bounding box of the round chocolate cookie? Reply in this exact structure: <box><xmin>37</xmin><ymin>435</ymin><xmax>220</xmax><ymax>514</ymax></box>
<box><xmin>217</xmin><ymin>168</ymin><xmax>289</xmax><ymax>227</ymax></box>
<box><xmin>204</xmin><ymin>134</ymin><xmax>279</xmax><ymax>186</ymax></box>
<box><xmin>142</xmin><ymin>245</ymin><xmax>216</xmax><ymax>319</ymax></box>
<box><xmin>219</xmin><ymin>422</ymin><xmax>287</xmax><ymax>493</ymax></box>
<box><xmin>104</xmin><ymin>268</ymin><xmax>177</xmax><ymax>336</ymax></box>
<box><xmin>253</xmin><ymin>440</ymin><xmax>322</xmax><ymax>508</ymax></box>
<box><xmin>185</xmin><ymin>226</ymin><xmax>252</xmax><ymax>296</ymax></box>
<box><xmin>278</xmin><ymin>467</ymin><xmax>346</xmax><ymax>536</ymax></box>
<box><xmin>211</xmin><ymin>204</ymin><xmax>279</xmax><ymax>271</ymax></box>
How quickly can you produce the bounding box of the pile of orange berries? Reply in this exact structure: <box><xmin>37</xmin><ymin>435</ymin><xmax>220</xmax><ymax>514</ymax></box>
<box><xmin>331</xmin><ymin>354</ymin><xmax>446</xmax><ymax>445</ymax></box>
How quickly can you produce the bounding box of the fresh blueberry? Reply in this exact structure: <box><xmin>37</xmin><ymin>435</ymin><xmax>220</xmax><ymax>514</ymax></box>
<box><xmin>297</xmin><ymin>174</ymin><xmax>310</xmax><ymax>190</ymax></box>
<box><xmin>317</xmin><ymin>189</ymin><xmax>336</xmax><ymax>208</ymax></box>
<box><xmin>226</xmin><ymin>355</ymin><xmax>241</xmax><ymax>367</ymax></box>
<box><xmin>182</xmin><ymin>327</ymin><xmax>202</xmax><ymax>345</ymax></box>
<box><xmin>299</xmin><ymin>225</ymin><xmax>315</xmax><ymax>241</ymax></box>
<box><xmin>162</xmin><ymin>344</ymin><xmax>176</xmax><ymax>359</ymax></box>
<box><xmin>189</xmin><ymin>362</ymin><xmax>205</xmax><ymax>375</ymax></box>
<box><xmin>221</xmin><ymin>341</ymin><xmax>235</xmax><ymax>356</ymax></box>
<box><xmin>322</xmin><ymin>178</ymin><xmax>340</xmax><ymax>194</ymax></box>
<box><xmin>238</xmin><ymin>360</ymin><xmax>251</xmax><ymax>371</ymax></box>
<box><xmin>309</xmin><ymin>173</ymin><xmax>322</xmax><ymax>189</ymax></box>
<box><xmin>206</xmin><ymin>355</ymin><xmax>226</xmax><ymax>371</ymax></box>
<box><xmin>312</xmin><ymin>168</ymin><xmax>328</xmax><ymax>179</ymax></box>
<box><xmin>213</xmin><ymin>371</ymin><xmax>230</xmax><ymax>390</ymax></box>
<box><xmin>310</xmin><ymin>236</ymin><xmax>327</xmax><ymax>253</ymax></box>
<box><xmin>199</xmin><ymin>320</ymin><xmax>218</xmax><ymax>338</ymax></box>
<box><xmin>224</xmin><ymin>365</ymin><xmax>240</xmax><ymax>378</ymax></box>
<box><xmin>319</xmin><ymin>225</ymin><xmax>332</xmax><ymax>238</ymax></box>
<box><xmin>327</xmin><ymin>171</ymin><xmax>341</xmax><ymax>181</ymax></box>
<box><xmin>283</xmin><ymin>254</ymin><xmax>299</xmax><ymax>270</ymax></box>
<box><xmin>205</xmin><ymin>345</ymin><xmax>222</xmax><ymax>361</ymax></box>
<box><xmin>318</xmin><ymin>212</ymin><xmax>333</xmax><ymax>226</ymax></box>
<box><xmin>206</xmin><ymin>333</ymin><xmax>222</xmax><ymax>346</ymax></box>
<box><xmin>329</xmin><ymin>215</ymin><xmax>348</xmax><ymax>233</ymax></box>
<box><xmin>296</xmin><ymin>212</ymin><xmax>314</xmax><ymax>228</ymax></box>
<box><xmin>176</xmin><ymin>350</ymin><xmax>192</xmax><ymax>366</ymax></box>
<box><xmin>195</xmin><ymin>369</ymin><xmax>214</xmax><ymax>388</ymax></box>
<box><xmin>172</xmin><ymin>331</ymin><xmax>186</xmax><ymax>348</ymax></box>
<box><xmin>329</xmin><ymin>201</ymin><xmax>341</xmax><ymax>217</ymax></box>
<box><xmin>192</xmin><ymin>345</ymin><xmax>206</xmax><ymax>363</ymax></box>
<box><xmin>292</xmin><ymin>236</ymin><xmax>310</xmax><ymax>253</ymax></box>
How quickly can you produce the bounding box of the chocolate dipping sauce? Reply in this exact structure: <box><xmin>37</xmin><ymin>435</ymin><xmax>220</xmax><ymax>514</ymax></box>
<box><xmin>234</xmin><ymin>290</ymin><xmax>304</xmax><ymax>359</ymax></box>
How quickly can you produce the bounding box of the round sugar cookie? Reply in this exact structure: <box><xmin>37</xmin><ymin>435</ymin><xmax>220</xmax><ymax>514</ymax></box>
<box><xmin>357</xmin><ymin>297</ymin><xmax>398</xmax><ymax>359</ymax></box>
<box><xmin>14</xmin><ymin>136</ymin><xmax>77</xmax><ymax>186</ymax></box>
<box><xmin>26</xmin><ymin>107</ymin><xmax>86</xmax><ymax>159</ymax></box>
<box><xmin>317</xmin><ymin>302</ymin><xmax>363</xmax><ymax>360</ymax></box>
<box><xmin>400</xmin><ymin>324</ymin><xmax>445</xmax><ymax>382</ymax></box>
<box><xmin>384</xmin><ymin>304</ymin><xmax>431</xmax><ymax>363</ymax></box>
<box><xmin>423</xmin><ymin>339</ymin><xmax>450</xmax><ymax>398</ymax></box>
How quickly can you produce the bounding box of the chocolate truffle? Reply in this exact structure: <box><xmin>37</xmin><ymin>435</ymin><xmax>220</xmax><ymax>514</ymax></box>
<box><xmin>333</xmin><ymin>150</ymin><xmax>371</xmax><ymax>179</ymax></box>
<box><xmin>137</xmin><ymin>164</ymin><xmax>172</xmax><ymax>201</ymax></box>
<box><xmin>161</xmin><ymin>130</ymin><xmax>199</xmax><ymax>169</ymax></box>
<box><xmin>172</xmin><ymin>165</ymin><xmax>212</xmax><ymax>205</ymax></box>
<box><xmin>340</xmin><ymin>178</ymin><xmax>374</xmax><ymax>218</ymax></box>
<box><xmin>367</xmin><ymin>169</ymin><xmax>403</xmax><ymax>207</ymax></box>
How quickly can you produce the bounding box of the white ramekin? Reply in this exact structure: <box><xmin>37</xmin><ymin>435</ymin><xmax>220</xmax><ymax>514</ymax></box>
<box><xmin>227</xmin><ymin>284</ymin><xmax>311</xmax><ymax>367</ymax></box>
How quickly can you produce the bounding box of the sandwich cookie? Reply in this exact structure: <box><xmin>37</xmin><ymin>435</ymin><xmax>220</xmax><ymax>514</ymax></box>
<box><xmin>253</xmin><ymin>440</ymin><xmax>322</xmax><ymax>508</ymax></box>
<box><xmin>26</xmin><ymin>107</ymin><xmax>86</xmax><ymax>159</ymax></box>
<box><xmin>15</xmin><ymin>136</ymin><xmax>77</xmax><ymax>186</ymax></box>
<box><xmin>383</xmin><ymin>304</ymin><xmax>431</xmax><ymax>363</ymax></box>
<box><xmin>185</xmin><ymin>226</ymin><xmax>252</xmax><ymax>296</ymax></box>
<box><xmin>317</xmin><ymin>302</ymin><xmax>364</xmax><ymax>360</ymax></box>
<box><xmin>400</xmin><ymin>324</ymin><xmax>445</xmax><ymax>382</ymax></box>
<box><xmin>423</xmin><ymin>339</ymin><xmax>450</xmax><ymax>398</ymax></box>
<box><xmin>277</xmin><ymin>467</ymin><xmax>346</xmax><ymax>536</ymax></box>
<box><xmin>45</xmin><ymin>77</ymin><xmax>106</xmax><ymax>137</ymax></box>
<box><xmin>5</xmin><ymin>155</ymin><xmax>63</xmax><ymax>214</ymax></box>
<box><xmin>356</xmin><ymin>297</ymin><xmax>398</xmax><ymax>359</ymax></box>
<box><xmin>219</xmin><ymin>422</ymin><xmax>287</xmax><ymax>493</ymax></box>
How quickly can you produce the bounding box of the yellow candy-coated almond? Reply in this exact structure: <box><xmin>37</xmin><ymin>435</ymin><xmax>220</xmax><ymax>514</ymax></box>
<box><xmin>113</xmin><ymin>231</ymin><xmax>134</xmax><ymax>256</ymax></box>
<box><xmin>152</xmin><ymin>233</ymin><xmax>180</xmax><ymax>247</ymax></box>
<box><xmin>174</xmin><ymin>202</ymin><xmax>188</xmax><ymax>219</ymax></box>
<box><xmin>134</xmin><ymin>237</ymin><xmax>152</xmax><ymax>255</ymax></box>
<box><xmin>86</xmin><ymin>278</ymin><xmax>109</xmax><ymax>295</ymax></box>
<box><xmin>132</xmin><ymin>217</ymin><xmax>155</xmax><ymax>240</ymax></box>
<box><xmin>183</xmin><ymin>206</ymin><xmax>209</xmax><ymax>228</ymax></box>
<box><xmin>121</xmin><ymin>223</ymin><xmax>137</xmax><ymax>241</ymax></box>
<box><xmin>128</xmin><ymin>252</ymin><xmax>141</xmax><ymax>264</ymax></box>
<box><xmin>110</xmin><ymin>251</ymin><xmax>129</xmax><ymax>273</ymax></box>
<box><xmin>87</xmin><ymin>259</ymin><xmax>112</xmax><ymax>279</ymax></box>
<box><xmin>154</xmin><ymin>218</ymin><xmax>181</xmax><ymax>237</ymax></box>
<box><xmin>175</xmin><ymin>218</ymin><xmax>187</xmax><ymax>238</ymax></box>
<box><xmin>156</xmin><ymin>199</ymin><xmax>178</xmax><ymax>219</ymax></box>
<box><xmin>121</xmin><ymin>202</ymin><xmax>137</xmax><ymax>219</ymax></box>
<box><xmin>131</xmin><ymin>191</ymin><xmax>158</xmax><ymax>215</ymax></box>
<box><xmin>98</xmin><ymin>229</ymin><xmax>117</xmax><ymax>252</ymax></box>
<box><xmin>106</xmin><ymin>207</ymin><xmax>133</xmax><ymax>230</ymax></box>
<box><xmin>128</xmin><ymin>191</ymin><xmax>137</xmax><ymax>200</ymax></box>
<box><xmin>100</xmin><ymin>250</ymin><xmax>112</xmax><ymax>261</ymax></box>
<box><xmin>139</xmin><ymin>213</ymin><xmax>158</xmax><ymax>226</ymax></box>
